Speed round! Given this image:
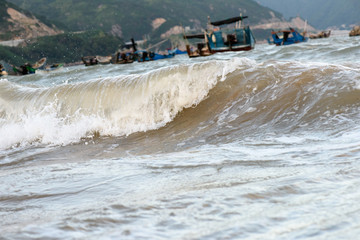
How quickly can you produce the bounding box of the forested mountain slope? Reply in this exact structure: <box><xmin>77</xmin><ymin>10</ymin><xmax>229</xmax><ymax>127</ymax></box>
<box><xmin>0</xmin><ymin>0</ymin><xmax>62</xmax><ymax>40</ymax></box>
<box><xmin>7</xmin><ymin>0</ymin><xmax>285</xmax><ymax>39</ymax></box>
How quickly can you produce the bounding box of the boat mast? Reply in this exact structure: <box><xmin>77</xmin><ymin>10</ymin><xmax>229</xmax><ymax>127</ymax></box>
<box><xmin>303</xmin><ymin>19</ymin><xmax>308</xmax><ymax>37</ymax></box>
<box><xmin>236</xmin><ymin>13</ymin><xmax>243</xmax><ymax>29</ymax></box>
<box><xmin>207</xmin><ymin>16</ymin><xmax>213</xmax><ymax>31</ymax></box>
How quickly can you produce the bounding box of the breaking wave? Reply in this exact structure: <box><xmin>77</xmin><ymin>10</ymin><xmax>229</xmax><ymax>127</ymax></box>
<box><xmin>1</xmin><ymin>58</ymin><xmax>359</xmax><ymax>150</ymax></box>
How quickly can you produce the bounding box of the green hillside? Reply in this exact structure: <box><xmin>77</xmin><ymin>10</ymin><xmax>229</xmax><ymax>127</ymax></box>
<box><xmin>7</xmin><ymin>0</ymin><xmax>283</xmax><ymax>40</ymax></box>
<box><xmin>0</xmin><ymin>0</ymin><xmax>64</xmax><ymax>40</ymax></box>
<box><xmin>0</xmin><ymin>31</ymin><xmax>123</xmax><ymax>66</ymax></box>
<box><xmin>0</xmin><ymin>0</ymin><xmax>30</xmax><ymax>25</ymax></box>
<box><xmin>256</xmin><ymin>0</ymin><xmax>360</xmax><ymax>29</ymax></box>
<box><xmin>0</xmin><ymin>0</ymin><xmax>31</xmax><ymax>39</ymax></box>
<box><xmin>1</xmin><ymin>0</ymin><xmax>287</xmax><ymax>66</ymax></box>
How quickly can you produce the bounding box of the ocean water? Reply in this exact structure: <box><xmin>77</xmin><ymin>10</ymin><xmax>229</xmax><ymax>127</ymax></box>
<box><xmin>1</xmin><ymin>35</ymin><xmax>360</xmax><ymax>240</ymax></box>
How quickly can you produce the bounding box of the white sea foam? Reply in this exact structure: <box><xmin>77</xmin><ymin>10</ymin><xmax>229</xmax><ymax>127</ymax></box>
<box><xmin>0</xmin><ymin>59</ymin><xmax>247</xmax><ymax>150</ymax></box>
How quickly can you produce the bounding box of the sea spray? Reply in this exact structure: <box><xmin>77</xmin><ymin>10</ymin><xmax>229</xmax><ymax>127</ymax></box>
<box><xmin>0</xmin><ymin>59</ymin><xmax>248</xmax><ymax>150</ymax></box>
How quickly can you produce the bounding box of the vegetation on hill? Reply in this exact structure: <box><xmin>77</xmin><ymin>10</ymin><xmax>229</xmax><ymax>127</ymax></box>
<box><xmin>7</xmin><ymin>0</ymin><xmax>283</xmax><ymax>40</ymax></box>
<box><xmin>0</xmin><ymin>31</ymin><xmax>124</xmax><ymax>66</ymax></box>
<box><xmin>0</xmin><ymin>0</ymin><xmax>63</xmax><ymax>40</ymax></box>
<box><xmin>256</xmin><ymin>0</ymin><xmax>360</xmax><ymax>29</ymax></box>
<box><xmin>0</xmin><ymin>0</ymin><xmax>27</xmax><ymax>39</ymax></box>
<box><xmin>0</xmin><ymin>0</ymin><xmax>29</xmax><ymax>25</ymax></box>
<box><xmin>2</xmin><ymin>0</ymin><xmax>289</xmax><ymax>65</ymax></box>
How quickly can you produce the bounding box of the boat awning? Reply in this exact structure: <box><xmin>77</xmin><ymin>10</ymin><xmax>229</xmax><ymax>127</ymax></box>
<box><xmin>183</xmin><ymin>34</ymin><xmax>205</xmax><ymax>39</ymax></box>
<box><xmin>211</xmin><ymin>16</ymin><xmax>248</xmax><ymax>26</ymax></box>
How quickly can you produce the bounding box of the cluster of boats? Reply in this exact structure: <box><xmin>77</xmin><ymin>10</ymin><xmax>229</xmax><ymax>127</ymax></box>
<box><xmin>1</xmin><ymin>14</ymin><xmax>355</xmax><ymax>76</ymax></box>
<box><xmin>82</xmin><ymin>15</ymin><xmax>257</xmax><ymax>63</ymax></box>
<box><xmin>267</xmin><ymin>28</ymin><xmax>331</xmax><ymax>46</ymax></box>
<box><xmin>81</xmin><ymin>47</ymin><xmax>186</xmax><ymax>66</ymax></box>
<box><xmin>0</xmin><ymin>58</ymin><xmax>63</xmax><ymax>76</ymax></box>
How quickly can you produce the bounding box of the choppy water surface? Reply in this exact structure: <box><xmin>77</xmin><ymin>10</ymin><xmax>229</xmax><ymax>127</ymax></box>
<box><xmin>1</xmin><ymin>35</ymin><xmax>360</xmax><ymax>239</ymax></box>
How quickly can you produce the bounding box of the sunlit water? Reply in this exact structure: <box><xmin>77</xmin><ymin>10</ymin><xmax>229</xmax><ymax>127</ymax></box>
<box><xmin>1</xmin><ymin>35</ymin><xmax>360</xmax><ymax>239</ymax></box>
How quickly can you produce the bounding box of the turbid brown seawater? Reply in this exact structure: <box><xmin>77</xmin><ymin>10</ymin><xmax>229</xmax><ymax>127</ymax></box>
<box><xmin>1</xmin><ymin>35</ymin><xmax>360</xmax><ymax>239</ymax></box>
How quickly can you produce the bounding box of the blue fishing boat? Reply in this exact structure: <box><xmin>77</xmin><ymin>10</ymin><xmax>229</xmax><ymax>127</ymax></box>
<box><xmin>125</xmin><ymin>37</ymin><xmax>174</xmax><ymax>62</ymax></box>
<box><xmin>134</xmin><ymin>50</ymin><xmax>151</xmax><ymax>62</ymax></box>
<box><xmin>184</xmin><ymin>15</ymin><xmax>255</xmax><ymax>57</ymax></box>
<box><xmin>152</xmin><ymin>51</ymin><xmax>175</xmax><ymax>60</ymax></box>
<box><xmin>168</xmin><ymin>48</ymin><xmax>187</xmax><ymax>55</ymax></box>
<box><xmin>268</xmin><ymin>28</ymin><xmax>308</xmax><ymax>46</ymax></box>
<box><xmin>206</xmin><ymin>16</ymin><xmax>255</xmax><ymax>52</ymax></box>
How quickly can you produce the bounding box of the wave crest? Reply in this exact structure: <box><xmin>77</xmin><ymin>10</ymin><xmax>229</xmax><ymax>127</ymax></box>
<box><xmin>0</xmin><ymin>59</ymin><xmax>253</xmax><ymax>149</ymax></box>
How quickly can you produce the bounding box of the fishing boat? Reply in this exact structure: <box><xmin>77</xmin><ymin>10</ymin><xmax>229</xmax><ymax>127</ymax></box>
<box><xmin>183</xmin><ymin>15</ymin><xmax>255</xmax><ymax>58</ymax></box>
<box><xmin>82</xmin><ymin>55</ymin><xmax>112</xmax><ymax>66</ymax></box>
<box><xmin>152</xmin><ymin>51</ymin><xmax>175</xmax><ymax>60</ymax></box>
<box><xmin>32</xmin><ymin>57</ymin><xmax>47</xmax><ymax>69</ymax></box>
<box><xmin>309</xmin><ymin>30</ymin><xmax>331</xmax><ymax>39</ymax></box>
<box><xmin>268</xmin><ymin>28</ymin><xmax>308</xmax><ymax>46</ymax></box>
<box><xmin>13</xmin><ymin>63</ymin><xmax>36</xmax><ymax>75</ymax></box>
<box><xmin>95</xmin><ymin>55</ymin><xmax>112</xmax><ymax>65</ymax></box>
<box><xmin>1</xmin><ymin>58</ymin><xmax>49</xmax><ymax>75</ymax></box>
<box><xmin>0</xmin><ymin>61</ymin><xmax>16</xmax><ymax>76</ymax></box>
<box><xmin>205</xmin><ymin>16</ymin><xmax>256</xmax><ymax>52</ymax></box>
<box><xmin>122</xmin><ymin>38</ymin><xmax>174</xmax><ymax>62</ymax></box>
<box><xmin>82</xmin><ymin>56</ymin><xmax>98</xmax><ymax>66</ymax></box>
<box><xmin>134</xmin><ymin>50</ymin><xmax>153</xmax><ymax>62</ymax></box>
<box><xmin>134</xmin><ymin>50</ymin><xmax>175</xmax><ymax>62</ymax></box>
<box><xmin>168</xmin><ymin>48</ymin><xmax>187</xmax><ymax>55</ymax></box>
<box><xmin>0</xmin><ymin>64</ymin><xmax>8</xmax><ymax>76</ymax></box>
<box><xmin>349</xmin><ymin>26</ymin><xmax>360</xmax><ymax>37</ymax></box>
<box><xmin>183</xmin><ymin>33</ymin><xmax>213</xmax><ymax>58</ymax></box>
<box><xmin>13</xmin><ymin>57</ymin><xmax>46</xmax><ymax>75</ymax></box>
<box><xmin>36</xmin><ymin>63</ymin><xmax>64</xmax><ymax>73</ymax></box>
<box><xmin>112</xmin><ymin>52</ymin><xmax>135</xmax><ymax>64</ymax></box>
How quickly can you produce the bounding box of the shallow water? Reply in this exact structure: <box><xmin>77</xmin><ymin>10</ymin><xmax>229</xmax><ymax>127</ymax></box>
<box><xmin>1</xmin><ymin>35</ymin><xmax>360</xmax><ymax>239</ymax></box>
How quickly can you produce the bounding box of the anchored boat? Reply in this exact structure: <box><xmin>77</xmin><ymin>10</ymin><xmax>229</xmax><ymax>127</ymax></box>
<box><xmin>205</xmin><ymin>16</ymin><xmax>255</xmax><ymax>52</ymax></box>
<box><xmin>268</xmin><ymin>28</ymin><xmax>308</xmax><ymax>46</ymax></box>
<box><xmin>183</xmin><ymin>15</ymin><xmax>256</xmax><ymax>57</ymax></box>
<box><xmin>183</xmin><ymin>33</ymin><xmax>213</xmax><ymax>58</ymax></box>
<box><xmin>309</xmin><ymin>30</ymin><xmax>331</xmax><ymax>39</ymax></box>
